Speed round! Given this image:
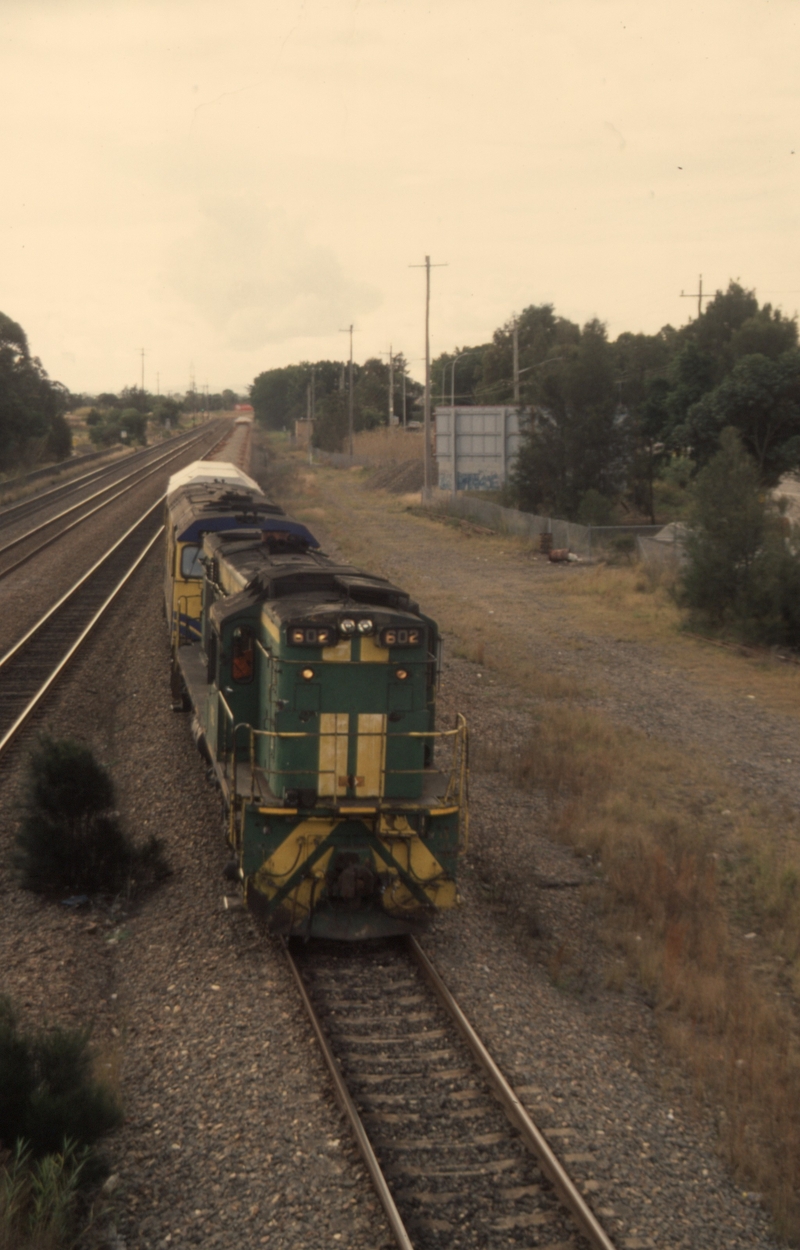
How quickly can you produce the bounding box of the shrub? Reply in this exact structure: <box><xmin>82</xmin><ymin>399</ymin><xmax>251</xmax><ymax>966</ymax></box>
<box><xmin>0</xmin><ymin>997</ymin><xmax>121</xmax><ymax>1250</ymax></box>
<box><xmin>15</xmin><ymin>737</ymin><xmax>169</xmax><ymax>896</ymax></box>
<box><xmin>0</xmin><ymin>999</ymin><xmax>122</xmax><ymax>1162</ymax></box>
<box><xmin>577</xmin><ymin>487</ymin><xmax>615</xmax><ymax>526</ymax></box>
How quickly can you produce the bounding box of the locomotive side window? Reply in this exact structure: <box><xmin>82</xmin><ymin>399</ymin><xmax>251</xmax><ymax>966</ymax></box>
<box><xmin>232</xmin><ymin>625</ymin><xmax>255</xmax><ymax>684</ymax></box>
<box><xmin>180</xmin><ymin>545</ymin><xmax>204</xmax><ymax>578</ymax></box>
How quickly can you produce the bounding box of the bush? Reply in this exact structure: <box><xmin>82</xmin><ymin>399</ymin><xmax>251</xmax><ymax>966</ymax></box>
<box><xmin>577</xmin><ymin>488</ymin><xmax>615</xmax><ymax>526</ymax></box>
<box><xmin>15</xmin><ymin>737</ymin><xmax>169</xmax><ymax>896</ymax></box>
<box><xmin>0</xmin><ymin>1000</ymin><xmax>121</xmax><ymax>1162</ymax></box>
<box><xmin>0</xmin><ymin>998</ymin><xmax>122</xmax><ymax>1250</ymax></box>
<box><xmin>88</xmin><ymin>407</ymin><xmax>147</xmax><ymax>448</ymax></box>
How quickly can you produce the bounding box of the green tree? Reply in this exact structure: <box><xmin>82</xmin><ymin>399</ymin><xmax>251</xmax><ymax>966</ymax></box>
<box><xmin>680</xmin><ymin>428</ymin><xmax>800</xmax><ymax>645</ymax></box>
<box><xmin>685</xmin><ymin>352</ymin><xmax>800</xmax><ymax>484</ymax></box>
<box><xmin>0</xmin><ymin>312</ymin><xmax>72</xmax><ymax>472</ymax></box>
<box><xmin>153</xmin><ymin>397</ymin><xmax>182</xmax><ymax>427</ymax></box>
<box><xmin>88</xmin><ymin>407</ymin><xmax>147</xmax><ymax>448</ymax></box>
<box><xmin>513</xmin><ymin>319</ymin><xmax>624</xmax><ymax>518</ymax></box>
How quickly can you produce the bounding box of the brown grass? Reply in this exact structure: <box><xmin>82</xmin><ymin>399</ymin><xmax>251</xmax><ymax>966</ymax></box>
<box><xmin>351</xmin><ymin>426</ymin><xmax>424</xmax><ymax>464</ymax></box>
<box><xmin>496</xmin><ymin>702</ymin><xmax>800</xmax><ymax>1238</ymax></box>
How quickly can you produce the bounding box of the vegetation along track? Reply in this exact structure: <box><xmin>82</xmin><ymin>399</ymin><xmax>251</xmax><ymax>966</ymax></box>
<box><xmin>0</xmin><ymin>422</ymin><xmax>224</xmax><ymax>580</ymax></box>
<box><xmin>287</xmin><ymin>936</ymin><xmax>615</xmax><ymax>1250</ymax></box>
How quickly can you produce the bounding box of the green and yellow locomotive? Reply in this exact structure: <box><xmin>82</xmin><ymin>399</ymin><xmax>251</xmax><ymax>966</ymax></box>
<box><xmin>169</xmin><ymin>492</ymin><xmax>468</xmax><ymax>940</ymax></box>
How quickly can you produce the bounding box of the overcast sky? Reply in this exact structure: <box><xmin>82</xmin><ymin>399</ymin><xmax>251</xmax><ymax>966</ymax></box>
<box><xmin>2</xmin><ymin>0</ymin><xmax>798</xmax><ymax>395</ymax></box>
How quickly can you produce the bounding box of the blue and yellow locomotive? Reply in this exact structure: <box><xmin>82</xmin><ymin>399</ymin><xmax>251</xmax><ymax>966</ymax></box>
<box><xmin>166</xmin><ymin>469</ymin><xmax>468</xmax><ymax>940</ymax></box>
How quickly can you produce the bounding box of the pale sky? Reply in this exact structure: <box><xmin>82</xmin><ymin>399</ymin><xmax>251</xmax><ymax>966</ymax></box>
<box><xmin>2</xmin><ymin>0</ymin><xmax>798</xmax><ymax>395</ymax></box>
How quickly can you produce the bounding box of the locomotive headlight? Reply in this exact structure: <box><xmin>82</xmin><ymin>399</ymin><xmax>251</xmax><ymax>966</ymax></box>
<box><xmin>301</xmin><ymin>668</ymin><xmax>315</xmax><ymax>680</ymax></box>
<box><xmin>396</xmin><ymin>669</ymin><xmax>409</xmax><ymax>681</ymax></box>
<box><xmin>340</xmin><ymin>618</ymin><xmax>356</xmax><ymax>635</ymax></box>
<box><xmin>357</xmin><ymin>618</ymin><xmax>374</xmax><ymax>635</ymax></box>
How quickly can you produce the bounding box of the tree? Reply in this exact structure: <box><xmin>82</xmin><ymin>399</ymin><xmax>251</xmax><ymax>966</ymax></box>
<box><xmin>0</xmin><ymin>311</ymin><xmax>72</xmax><ymax>472</ymax></box>
<box><xmin>513</xmin><ymin>319</ymin><xmax>624</xmax><ymax>518</ymax></box>
<box><xmin>251</xmin><ymin>361</ymin><xmax>342</xmax><ymax>430</ymax></box>
<box><xmin>685</xmin><ymin>351</ymin><xmax>800</xmax><ymax>484</ymax></box>
<box><xmin>153</xmin><ymin>397</ymin><xmax>182</xmax><ymax>427</ymax></box>
<box><xmin>680</xmin><ymin>428</ymin><xmax>800</xmax><ymax>645</ymax></box>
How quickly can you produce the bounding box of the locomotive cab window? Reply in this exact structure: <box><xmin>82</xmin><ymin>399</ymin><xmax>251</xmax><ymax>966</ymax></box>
<box><xmin>231</xmin><ymin>625</ymin><xmax>255</xmax><ymax>684</ymax></box>
<box><xmin>180</xmin><ymin>545</ymin><xmax>204</xmax><ymax>579</ymax></box>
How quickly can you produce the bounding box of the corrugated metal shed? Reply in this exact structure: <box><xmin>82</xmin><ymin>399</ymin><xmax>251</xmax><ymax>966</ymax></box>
<box><xmin>434</xmin><ymin>406</ymin><xmax>527</xmax><ymax>491</ymax></box>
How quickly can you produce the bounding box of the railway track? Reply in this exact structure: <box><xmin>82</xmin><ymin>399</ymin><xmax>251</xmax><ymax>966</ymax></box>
<box><xmin>0</xmin><ymin>420</ymin><xmax>244</xmax><ymax>759</ymax></box>
<box><xmin>0</xmin><ymin>424</ymin><xmax>223</xmax><ymax>581</ymax></box>
<box><xmin>0</xmin><ymin>500</ymin><xmax>165</xmax><ymax>757</ymax></box>
<box><xmin>0</xmin><ymin>421</ymin><xmax>220</xmax><ymax>533</ymax></box>
<box><xmin>286</xmin><ymin>936</ymin><xmax>615</xmax><ymax>1250</ymax></box>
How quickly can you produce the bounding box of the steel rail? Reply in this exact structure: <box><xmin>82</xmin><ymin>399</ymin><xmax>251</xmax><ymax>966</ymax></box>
<box><xmin>0</xmin><ymin>421</ymin><xmax>218</xmax><ymax>530</ymax></box>
<box><xmin>407</xmin><ymin>936</ymin><xmax>617</xmax><ymax>1250</ymax></box>
<box><xmin>0</xmin><ymin>427</ymin><xmax>213</xmax><ymax>566</ymax></box>
<box><xmin>282</xmin><ymin>943</ymin><xmax>416</xmax><ymax>1250</ymax></box>
<box><xmin>0</xmin><ymin>501</ymin><xmax>164</xmax><ymax>758</ymax></box>
<box><xmin>0</xmin><ymin>427</ymin><xmax>224</xmax><ymax>582</ymax></box>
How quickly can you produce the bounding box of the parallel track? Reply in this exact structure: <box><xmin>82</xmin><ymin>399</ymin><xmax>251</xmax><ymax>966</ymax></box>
<box><xmin>0</xmin><ymin>420</ymin><xmax>242</xmax><ymax>759</ymax></box>
<box><xmin>0</xmin><ymin>501</ymin><xmax>165</xmax><ymax>757</ymax></box>
<box><xmin>0</xmin><ymin>422</ymin><xmax>220</xmax><ymax>533</ymax></box>
<box><xmin>286</xmin><ymin>937</ymin><xmax>615</xmax><ymax>1250</ymax></box>
<box><xmin>0</xmin><ymin>426</ymin><xmax>223</xmax><ymax>581</ymax></box>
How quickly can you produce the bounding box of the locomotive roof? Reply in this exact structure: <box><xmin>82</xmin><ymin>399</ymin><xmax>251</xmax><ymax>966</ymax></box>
<box><xmin>168</xmin><ymin>482</ymin><xmax>319</xmax><ymax>547</ymax></box>
<box><xmin>166</xmin><ymin>459</ymin><xmax>260</xmax><ymax>496</ymax></box>
<box><xmin>204</xmin><ymin>530</ymin><xmax>419</xmax><ymax>622</ymax></box>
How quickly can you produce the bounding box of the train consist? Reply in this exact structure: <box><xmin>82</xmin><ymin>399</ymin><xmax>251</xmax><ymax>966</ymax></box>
<box><xmin>164</xmin><ymin>461</ymin><xmax>467</xmax><ymax>940</ymax></box>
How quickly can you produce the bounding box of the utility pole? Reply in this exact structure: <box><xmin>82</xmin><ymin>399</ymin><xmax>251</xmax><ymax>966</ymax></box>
<box><xmin>401</xmin><ymin>365</ymin><xmax>407</xmax><ymax>428</ymax></box>
<box><xmin>340</xmin><ymin>324</ymin><xmax>354</xmax><ymax>456</ymax></box>
<box><xmin>410</xmin><ymin>255</ymin><xmax>447</xmax><ymax>500</ymax></box>
<box><xmin>512</xmin><ymin>318</ymin><xmax>520</xmax><ymax>404</ymax></box>
<box><xmin>380</xmin><ymin>345</ymin><xmax>396</xmax><ymax>425</ymax></box>
<box><xmin>140</xmin><ymin>347</ymin><xmax>146</xmax><ymax>411</ymax></box>
<box><xmin>388</xmin><ymin>345</ymin><xmax>394</xmax><ymax>425</ymax></box>
<box><xmin>309</xmin><ymin>365</ymin><xmax>315</xmax><ymax>465</ymax></box>
<box><xmin>680</xmin><ymin>274</ymin><xmax>711</xmax><ymax>319</ymax></box>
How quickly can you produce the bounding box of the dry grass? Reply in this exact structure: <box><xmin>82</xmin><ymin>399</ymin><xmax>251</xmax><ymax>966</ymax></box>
<box><xmin>492</xmin><ymin>701</ymin><xmax>800</xmax><ymax>1238</ymax></box>
<box><xmin>351</xmin><ymin>426</ymin><xmax>424</xmax><ymax>464</ymax></box>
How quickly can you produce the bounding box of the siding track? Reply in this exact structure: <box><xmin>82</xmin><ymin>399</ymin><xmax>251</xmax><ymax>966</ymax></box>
<box><xmin>286</xmin><ymin>936</ymin><xmax>616</xmax><ymax>1250</ymax></box>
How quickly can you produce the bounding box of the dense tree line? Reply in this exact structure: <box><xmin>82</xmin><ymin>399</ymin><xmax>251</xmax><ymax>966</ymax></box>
<box><xmin>0</xmin><ymin>312</ymin><xmax>73</xmax><ymax>473</ymax></box>
<box><xmin>251</xmin><ymin>356</ymin><xmax>422</xmax><ymax>450</ymax></box>
<box><xmin>431</xmin><ymin>282</ymin><xmax>800</xmax><ymax>521</ymax></box>
<box><xmin>250</xmin><ymin>281</ymin><xmax>800</xmax><ymax>515</ymax></box>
